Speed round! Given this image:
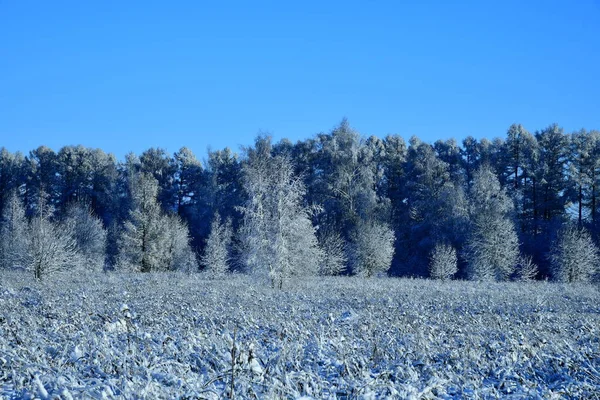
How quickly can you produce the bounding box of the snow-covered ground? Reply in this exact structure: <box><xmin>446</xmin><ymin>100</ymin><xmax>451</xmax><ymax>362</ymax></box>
<box><xmin>1</xmin><ymin>272</ymin><xmax>599</xmax><ymax>399</ymax></box>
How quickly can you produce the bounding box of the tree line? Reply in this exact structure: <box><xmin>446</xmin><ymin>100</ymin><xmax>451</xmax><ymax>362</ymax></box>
<box><xmin>1</xmin><ymin>119</ymin><xmax>599</xmax><ymax>283</ymax></box>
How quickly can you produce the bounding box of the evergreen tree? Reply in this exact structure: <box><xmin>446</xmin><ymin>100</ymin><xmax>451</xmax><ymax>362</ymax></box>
<box><xmin>0</xmin><ymin>148</ymin><xmax>25</xmax><ymax>215</ymax></box>
<box><xmin>536</xmin><ymin>124</ymin><xmax>569</xmax><ymax>222</ymax></box>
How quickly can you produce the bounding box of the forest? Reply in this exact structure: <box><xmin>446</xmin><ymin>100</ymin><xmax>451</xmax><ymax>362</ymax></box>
<box><xmin>1</xmin><ymin>119</ymin><xmax>599</xmax><ymax>283</ymax></box>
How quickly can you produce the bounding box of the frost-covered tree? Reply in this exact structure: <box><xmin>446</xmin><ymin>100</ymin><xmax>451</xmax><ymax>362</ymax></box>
<box><xmin>28</xmin><ymin>190</ymin><xmax>79</xmax><ymax>279</ymax></box>
<box><xmin>173</xmin><ymin>147</ymin><xmax>203</xmax><ymax>216</ymax></box>
<box><xmin>349</xmin><ymin>221</ymin><xmax>395</xmax><ymax>277</ymax></box>
<box><xmin>139</xmin><ymin>148</ymin><xmax>176</xmax><ymax>211</ymax></box>
<box><xmin>159</xmin><ymin>213</ymin><xmax>197</xmax><ymax>272</ymax></box>
<box><xmin>62</xmin><ymin>202</ymin><xmax>107</xmax><ymax>272</ymax></box>
<box><xmin>515</xmin><ymin>255</ymin><xmax>538</xmax><ymax>281</ymax></box>
<box><xmin>0</xmin><ymin>191</ymin><xmax>29</xmax><ymax>270</ymax></box>
<box><xmin>118</xmin><ymin>173</ymin><xmax>196</xmax><ymax>272</ymax></box>
<box><xmin>568</xmin><ymin>129</ymin><xmax>600</xmax><ymax>227</ymax></box>
<box><xmin>400</xmin><ymin>136</ymin><xmax>455</xmax><ymax>276</ymax></box>
<box><xmin>536</xmin><ymin>124</ymin><xmax>569</xmax><ymax>221</ymax></box>
<box><xmin>0</xmin><ymin>149</ymin><xmax>25</xmax><ymax>215</ymax></box>
<box><xmin>429</xmin><ymin>243</ymin><xmax>457</xmax><ymax>280</ymax></box>
<box><xmin>504</xmin><ymin>124</ymin><xmax>537</xmax><ymax>189</ymax></box>
<box><xmin>118</xmin><ymin>173</ymin><xmax>162</xmax><ymax>272</ymax></box>
<box><xmin>465</xmin><ymin>165</ymin><xmax>519</xmax><ymax>281</ymax></box>
<box><xmin>550</xmin><ymin>225</ymin><xmax>598</xmax><ymax>283</ymax></box>
<box><xmin>24</xmin><ymin>146</ymin><xmax>60</xmax><ymax>215</ymax></box>
<box><xmin>318</xmin><ymin>229</ymin><xmax>347</xmax><ymax>275</ymax></box>
<box><xmin>240</xmin><ymin>136</ymin><xmax>322</xmax><ymax>288</ymax></box>
<box><xmin>201</xmin><ymin>213</ymin><xmax>233</xmax><ymax>277</ymax></box>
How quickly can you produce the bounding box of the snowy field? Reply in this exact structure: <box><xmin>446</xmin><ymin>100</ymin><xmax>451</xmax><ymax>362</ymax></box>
<box><xmin>1</xmin><ymin>272</ymin><xmax>599</xmax><ymax>399</ymax></box>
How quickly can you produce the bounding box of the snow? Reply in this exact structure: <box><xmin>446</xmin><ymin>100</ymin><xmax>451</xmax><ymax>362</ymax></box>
<box><xmin>0</xmin><ymin>271</ymin><xmax>599</xmax><ymax>398</ymax></box>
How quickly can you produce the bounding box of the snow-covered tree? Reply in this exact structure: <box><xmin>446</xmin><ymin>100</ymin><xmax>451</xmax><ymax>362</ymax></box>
<box><xmin>465</xmin><ymin>165</ymin><xmax>519</xmax><ymax>281</ymax></box>
<box><xmin>159</xmin><ymin>213</ymin><xmax>197</xmax><ymax>272</ymax></box>
<box><xmin>318</xmin><ymin>229</ymin><xmax>347</xmax><ymax>276</ymax></box>
<box><xmin>62</xmin><ymin>202</ymin><xmax>107</xmax><ymax>272</ymax></box>
<box><xmin>349</xmin><ymin>221</ymin><xmax>395</xmax><ymax>277</ymax></box>
<box><xmin>28</xmin><ymin>190</ymin><xmax>79</xmax><ymax>279</ymax></box>
<box><xmin>118</xmin><ymin>173</ymin><xmax>196</xmax><ymax>272</ymax></box>
<box><xmin>515</xmin><ymin>255</ymin><xmax>538</xmax><ymax>281</ymax></box>
<box><xmin>550</xmin><ymin>225</ymin><xmax>598</xmax><ymax>283</ymax></box>
<box><xmin>118</xmin><ymin>173</ymin><xmax>162</xmax><ymax>272</ymax></box>
<box><xmin>240</xmin><ymin>136</ymin><xmax>322</xmax><ymax>288</ymax></box>
<box><xmin>429</xmin><ymin>243</ymin><xmax>457</xmax><ymax>280</ymax></box>
<box><xmin>201</xmin><ymin>213</ymin><xmax>233</xmax><ymax>277</ymax></box>
<box><xmin>0</xmin><ymin>191</ymin><xmax>29</xmax><ymax>270</ymax></box>
<box><xmin>536</xmin><ymin>124</ymin><xmax>569</xmax><ymax>221</ymax></box>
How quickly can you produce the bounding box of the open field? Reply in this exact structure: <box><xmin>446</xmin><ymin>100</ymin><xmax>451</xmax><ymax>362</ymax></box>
<box><xmin>1</xmin><ymin>272</ymin><xmax>599</xmax><ymax>399</ymax></box>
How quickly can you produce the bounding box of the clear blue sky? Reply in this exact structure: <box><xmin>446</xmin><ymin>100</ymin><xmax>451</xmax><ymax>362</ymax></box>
<box><xmin>1</xmin><ymin>0</ymin><xmax>599</xmax><ymax>160</ymax></box>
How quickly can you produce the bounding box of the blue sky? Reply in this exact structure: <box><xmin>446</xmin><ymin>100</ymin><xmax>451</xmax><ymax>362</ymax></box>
<box><xmin>1</xmin><ymin>0</ymin><xmax>599</xmax><ymax>160</ymax></box>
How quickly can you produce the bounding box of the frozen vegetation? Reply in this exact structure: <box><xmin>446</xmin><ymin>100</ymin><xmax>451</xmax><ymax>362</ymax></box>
<box><xmin>1</xmin><ymin>271</ymin><xmax>599</xmax><ymax>399</ymax></box>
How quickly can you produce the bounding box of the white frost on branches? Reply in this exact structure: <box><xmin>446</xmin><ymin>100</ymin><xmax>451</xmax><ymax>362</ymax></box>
<box><xmin>550</xmin><ymin>225</ymin><xmax>598</xmax><ymax>283</ymax></box>
<box><xmin>240</xmin><ymin>137</ymin><xmax>322</xmax><ymax>288</ymax></box>
<box><xmin>429</xmin><ymin>243</ymin><xmax>457</xmax><ymax>280</ymax></box>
